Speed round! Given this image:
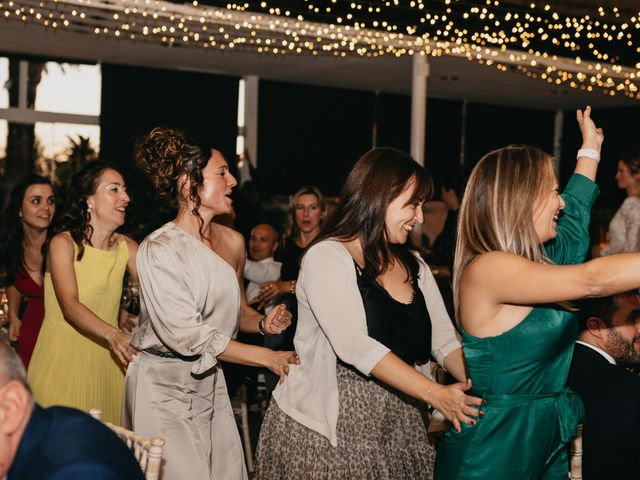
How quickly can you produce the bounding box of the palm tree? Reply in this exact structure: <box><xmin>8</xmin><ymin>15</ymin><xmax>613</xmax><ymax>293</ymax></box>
<box><xmin>53</xmin><ymin>134</ymin><xmax>97</xmax><ymax>188</ymax></box>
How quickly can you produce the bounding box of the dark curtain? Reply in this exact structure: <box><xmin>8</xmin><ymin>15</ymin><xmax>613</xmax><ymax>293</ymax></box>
<box><xmin>464</xmin><ymin>103</ymin><xmax>555</xmax><ymax>178</ymax></box>
<box><xmin>100</xmin><ymin>64</ymin><xmax>239</xmax><ymax>238</ymax></box>
<box><xmin>257</xmin><ymin>80</ymin><xmax>375</xmax><ymax>197</ymax></box>
<box><xmin>376</xmin><ymin>93</ymin><xmax>463</xmax><ymax>198</ymax></box>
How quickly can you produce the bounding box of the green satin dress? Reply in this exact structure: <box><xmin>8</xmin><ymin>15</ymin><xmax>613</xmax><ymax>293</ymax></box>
<box><xmin>434</xmin><ymin>174</ymin><xmax>599</xmax><ymax>480</ymax></box>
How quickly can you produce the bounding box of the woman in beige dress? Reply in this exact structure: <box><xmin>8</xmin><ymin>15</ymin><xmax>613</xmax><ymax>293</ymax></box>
<box><xmin>124</xmin><ymin>128</ymin><xmax>298</xmax><ymax>480</ymax></box>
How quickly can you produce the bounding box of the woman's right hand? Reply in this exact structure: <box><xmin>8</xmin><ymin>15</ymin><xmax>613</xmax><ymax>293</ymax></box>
<box><xmin>430</xmin><ymin>379</ymin><xmax>483</xmax><ymax>433</ymax></box>
<box><xmin>106</xmin><ymin>329</ymin><xmax>139</xmax><ymax>366</ymax></box>
<box><xmin>8</xmin><ymin>317</ymin><xmax>21</xmax><ymax>341</ymax></box>
<box><xmin>265</xmin><ymin>350</ymin><xmax>300</xmax><ymax>384</ymax></box>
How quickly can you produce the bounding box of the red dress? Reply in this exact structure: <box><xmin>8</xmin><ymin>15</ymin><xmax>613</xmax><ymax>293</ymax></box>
<box><xmin>13</xmin><ymin>266</ymin><xmax>45</xmax><ymax>368</ymax></box>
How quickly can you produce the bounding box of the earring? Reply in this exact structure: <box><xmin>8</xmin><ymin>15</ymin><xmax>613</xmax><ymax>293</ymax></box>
<box><xmin>87</xmin><ymin>205</ymin><xmax>93</xmax><ymax>214</ymax></box>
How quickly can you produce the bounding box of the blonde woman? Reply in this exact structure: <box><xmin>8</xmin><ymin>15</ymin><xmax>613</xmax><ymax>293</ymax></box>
<box><xmin>434</xmin><ymin>108</ymin><xmax>640</xmax><ymax>479</ymax></box>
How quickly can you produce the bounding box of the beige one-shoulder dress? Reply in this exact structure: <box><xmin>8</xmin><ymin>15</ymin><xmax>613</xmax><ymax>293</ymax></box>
<box><xmin>123</xmin><ymin>222</ymin><xmax>247</xmax><ymax>480</ymax></box>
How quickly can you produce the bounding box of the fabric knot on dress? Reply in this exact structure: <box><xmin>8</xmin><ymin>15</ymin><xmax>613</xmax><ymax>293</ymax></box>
<box><xmin>191</xmin><ymin>330</ymin><xmax>231</xmax><ymax>375</ymax></box>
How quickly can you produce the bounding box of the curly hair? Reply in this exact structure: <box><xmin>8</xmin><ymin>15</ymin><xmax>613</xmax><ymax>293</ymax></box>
<box><xmin>48</xmin><ymin>161</ymin><xmax>122</xmax><ymax>262</ymax></box>
<box><xmin>134</xmin><ymin>127</ymin><xmax>212</xmax><ymax>237</ymax></box>
<box><xmin>0</xmin><ymin>175</ymin><xmax>54</xmax><ymax>287</ymax></box>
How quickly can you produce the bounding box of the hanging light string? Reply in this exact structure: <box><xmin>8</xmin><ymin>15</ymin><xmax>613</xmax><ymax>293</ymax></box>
<box><xmin>0</xmin><ymin>0</ymin><xmax>638</xmax><ymax>99</ymax></box>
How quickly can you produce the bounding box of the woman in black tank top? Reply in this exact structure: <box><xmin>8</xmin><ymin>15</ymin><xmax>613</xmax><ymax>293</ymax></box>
<box><xmin>255</xmin><ymin>147</ymin><xmax>482</xmax><ymax>480</ymax></box>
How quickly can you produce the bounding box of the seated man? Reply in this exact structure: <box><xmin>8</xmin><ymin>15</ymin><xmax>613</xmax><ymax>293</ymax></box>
<box><xmin>566</xmin><ymin>291</ymin><xmax>640</xmax><ymax>480</ymax></box>
<box><xmin>244</xmin><ymin>223</ymin><xmax>282</xmax><ymax>312</ymax></box>
<box><xmin>0</xmin><ymin>340</ymin><xmax>144</xmax><ymax>480</ymax></box>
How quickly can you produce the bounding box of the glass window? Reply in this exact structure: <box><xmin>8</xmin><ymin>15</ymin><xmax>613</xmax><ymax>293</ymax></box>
<box><xmin>34</xmin><ymin>62</ymin><xmax>101</xmax><ymax>116</ymax></box>
<box><xmin>0</xmin><ymin>57</ymin><xmax>8</xmax><ymax>109</ymax></box>
<box><xmin>35</xmin><ymin>122</ymin><xmax>100</xmax><ymax>162</ymax></box>
<box><xmin>0</xmin><ymin>119</ymin><xmax>6</xmax><ymax>159</ymax></box>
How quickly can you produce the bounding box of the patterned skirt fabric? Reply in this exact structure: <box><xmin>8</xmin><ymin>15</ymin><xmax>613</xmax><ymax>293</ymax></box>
<box><xmin>255</xmin><ymin>363</ymin><xmax>435</xmax><ymax>480</ymax></box>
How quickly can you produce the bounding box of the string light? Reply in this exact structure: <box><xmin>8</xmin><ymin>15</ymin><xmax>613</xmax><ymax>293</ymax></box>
<box><xmin>0</xmin><ymin>0</ymin><xmax>637</xmax><ymax>99</ymax></box>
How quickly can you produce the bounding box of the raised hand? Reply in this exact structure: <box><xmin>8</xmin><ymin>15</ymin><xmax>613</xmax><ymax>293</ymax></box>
<box><xmin>263</xmin><ymin>304</ymin><xmax>293</xmax><ymax>335</ymax></box>
<box><xmin>576</xmin><ymin>106</ymin><xmax>604</xmax><ymax>151</ymax></box>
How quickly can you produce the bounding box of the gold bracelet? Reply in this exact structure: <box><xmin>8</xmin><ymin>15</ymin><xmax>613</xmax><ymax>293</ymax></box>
<box><xmin>426</xmin><ymin>380</ymin><xmax>432</xmax><ymax>409</ymax></box>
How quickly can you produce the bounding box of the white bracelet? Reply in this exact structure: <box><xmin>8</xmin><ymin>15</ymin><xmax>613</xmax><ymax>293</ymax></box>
<box><xmin>577</xmin><ymin>148</ymin><xmax>600</xmax><ymax>162</ymax></box>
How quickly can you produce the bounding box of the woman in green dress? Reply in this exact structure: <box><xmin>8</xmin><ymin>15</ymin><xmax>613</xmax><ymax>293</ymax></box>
<box><xmin>435</xmin><ymin>107</ymin><xmax>640</xmax><ymax>479</ymax></box>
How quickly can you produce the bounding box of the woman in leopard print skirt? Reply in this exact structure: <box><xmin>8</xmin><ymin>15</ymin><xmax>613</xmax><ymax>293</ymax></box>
<box><xmin>255</xmin><ymin>147</ymin><xmax>482</xmax><ymax>479</ymax></box>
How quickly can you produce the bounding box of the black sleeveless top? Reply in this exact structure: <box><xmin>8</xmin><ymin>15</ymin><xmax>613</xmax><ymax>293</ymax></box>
<box><xmin>354</xmin><ymin>263</ymin><xmax>432</xmax><ymax>366</ymax></box>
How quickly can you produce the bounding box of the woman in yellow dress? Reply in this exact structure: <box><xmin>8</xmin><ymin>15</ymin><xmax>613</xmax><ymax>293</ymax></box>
<box><xmin>28</xmin><ymin>161</ymin><xmax>138</xmax><ymax>424</ymax></box>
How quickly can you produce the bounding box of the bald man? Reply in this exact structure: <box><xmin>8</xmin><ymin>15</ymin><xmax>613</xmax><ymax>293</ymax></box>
<box><xmin>0</xmin><ymin>340</ymin><xmax>143</xmax><ymax>480</ymax></box>
<box><xmin>244</xmin><ymin>223</ymin><xmax>282</xmax><ymax>311</ymax></box>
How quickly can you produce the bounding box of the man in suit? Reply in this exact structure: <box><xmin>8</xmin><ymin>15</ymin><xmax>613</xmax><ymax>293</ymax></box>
<box><xmin>566</xmin><ymin>290</ymin><xmax>640</xmax><ymax>479</ymax></box>
<box><xmin>0</xmin><ymin>339</ymin><xmax>144</xmax><ymax>480</ymax></box>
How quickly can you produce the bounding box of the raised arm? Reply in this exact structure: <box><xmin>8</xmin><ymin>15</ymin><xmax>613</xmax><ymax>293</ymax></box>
<box><xmin>465</xmin><ymin>250</ymin><xmax>640</xmax><ymax>308</ymax></box>
<box><xmin>48</xmin><ymin>234</ymin><xmax>137</xmax><ymax>365</ymax></box>
<box><xmin>574</xmin><ymin>106</ymin><xmax>604</xmax><ymax>182</ymax></box>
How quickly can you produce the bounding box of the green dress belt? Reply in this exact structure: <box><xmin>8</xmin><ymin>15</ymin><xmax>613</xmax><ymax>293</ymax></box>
<box><xmin>480</xmin><ymin>388</ymin><xmax>584</xmax><ymax>444</ymax></box>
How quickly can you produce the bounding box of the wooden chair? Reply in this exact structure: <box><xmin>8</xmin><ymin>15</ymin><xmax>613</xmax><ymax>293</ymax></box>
<box><xmin>89</xmin><ymin>409</ymin><xmax>164</xmax><ymax>480</ymax></box>
<box><xmin>569</xmin><ymin>423</ymin><xmax>583</xmax><ymax>479</ymax></box>
<box><xmin>230</xmin><ymin>383</ymin><xmax>254</xmax><ymax>473</ymax></box>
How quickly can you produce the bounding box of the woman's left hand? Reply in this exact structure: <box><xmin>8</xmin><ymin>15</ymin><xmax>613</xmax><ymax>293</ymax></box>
<box><xmin>576</xmin><ymin>106</ymin><xmax>604</xmax><ymax>151</ymax></box>
<box><xmin>263</xmin><ymin>304</ymin><xmax>292</xmax><ymax>335</ymax></box>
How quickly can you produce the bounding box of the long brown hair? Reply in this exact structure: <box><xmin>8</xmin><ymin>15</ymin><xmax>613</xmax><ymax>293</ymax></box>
<box><xmin>453</xmin><ymin>145</ymin><xmax>556</xmax><ymax>316</ymax></box>
<box><xmin>313</xmin><ymin>147</ymin><xmax>432</xmax><ymax>280</ymax></box>
<box><xmin>47</xmin><ymin>161</ymin><xmax>121</xmax><ymax>262</ymax></box>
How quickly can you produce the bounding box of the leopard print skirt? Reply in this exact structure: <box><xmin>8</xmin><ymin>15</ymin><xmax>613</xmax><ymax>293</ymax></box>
<box><xmin>254</xmin><ymin>363</ymin><xmax>436</xmax><ymax>479</ymax></box>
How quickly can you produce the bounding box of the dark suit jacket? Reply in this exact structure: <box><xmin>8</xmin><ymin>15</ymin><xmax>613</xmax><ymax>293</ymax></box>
<box><xmin>566</xmin><ymin>343</ymin><xmax>640</xmax><ymax>480</ymax></box>
<box><xmin>8</xmin><ymin>405</ymin><xmax>145</xmax><ymax>480</ymax></box>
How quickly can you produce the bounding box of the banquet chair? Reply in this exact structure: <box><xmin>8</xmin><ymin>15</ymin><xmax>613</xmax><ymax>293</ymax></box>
<box><xmin>568</xmin><ymin>423</ymin><xmax>583</xmax><ymax>479</ymax></box>
<box><xmin>89</xmin><ymin>409</ymin><xmax>164</xmax><ymax>480</ymax></box>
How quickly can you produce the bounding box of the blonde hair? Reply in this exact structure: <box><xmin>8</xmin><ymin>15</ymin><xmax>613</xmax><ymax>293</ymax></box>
<box><xmin>453</xmin><ymin>145</ymin><xmax>555</xmax><ymax>317</ymax></box>
<box><xmin>287</xmin><ymin>186</ymin><xmax>326</xmax><ymax>240</ymax></box>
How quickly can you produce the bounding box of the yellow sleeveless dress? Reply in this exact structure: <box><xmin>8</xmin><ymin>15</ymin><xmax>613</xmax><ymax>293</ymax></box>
<box><xmin>28</xmin><ymin>236</ymin><xmax>128</xmax><ymax>424</ymax></box>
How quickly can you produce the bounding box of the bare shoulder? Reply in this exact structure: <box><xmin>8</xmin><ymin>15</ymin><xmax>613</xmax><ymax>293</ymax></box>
<box><xmin>214</xmin><ymin>223</ymin><xmax>244</xmax><ymax>251</ymax></box>
<box><xmin>464</xmin><ymin>251</ymin><xmax>531</xmax><ymax>281</ymax></box>
<box><xmin>50</xmin><ymin>231</ymin><xmax>74</xmax><ymax>251</ymax></box>
<box><xmin>120</xmin><ymin>234</ymin><xmax>139</xmax><ymax>256</ymax></box>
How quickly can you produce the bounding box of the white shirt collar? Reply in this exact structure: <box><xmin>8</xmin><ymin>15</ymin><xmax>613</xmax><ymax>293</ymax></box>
<box><xmin>576</xmin><ymin>340</ymin><xmax>617</xmax><ymax>365</ymax></box>
<box><xmin>256</xmin><ymin>256</ymin><xmax>275</xmax><ymax>263</ymax></box>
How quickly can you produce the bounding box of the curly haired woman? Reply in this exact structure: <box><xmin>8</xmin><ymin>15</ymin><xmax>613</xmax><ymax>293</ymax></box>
<box><xmin>123</xmin><ymin>128</ymin><xmax>298</xmax><ymax>480</ymax></box>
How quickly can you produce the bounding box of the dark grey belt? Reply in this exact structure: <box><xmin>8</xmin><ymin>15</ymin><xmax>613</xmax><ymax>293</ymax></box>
<box><xmin>143</xmin><ymin>347</ymin><xmax>201</xmax><ymax>361</ymax></box>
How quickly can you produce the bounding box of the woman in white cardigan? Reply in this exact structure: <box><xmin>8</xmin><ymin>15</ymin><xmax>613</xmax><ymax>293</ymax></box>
<box><xmin>255</xmin><ymin>147</ymin><xmax>481</xmax><ymax>479</ymax></box>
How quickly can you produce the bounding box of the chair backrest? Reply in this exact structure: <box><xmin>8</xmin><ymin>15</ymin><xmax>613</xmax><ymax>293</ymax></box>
<box><xmin>90</xmin><ymin>409</ymin><xmax>164</xmax><ymax>480</ymax></box>
<box><xmin>569</xmin><ymin>423</ymin><xmax>583</xmax><ymax>479</ymax></box>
